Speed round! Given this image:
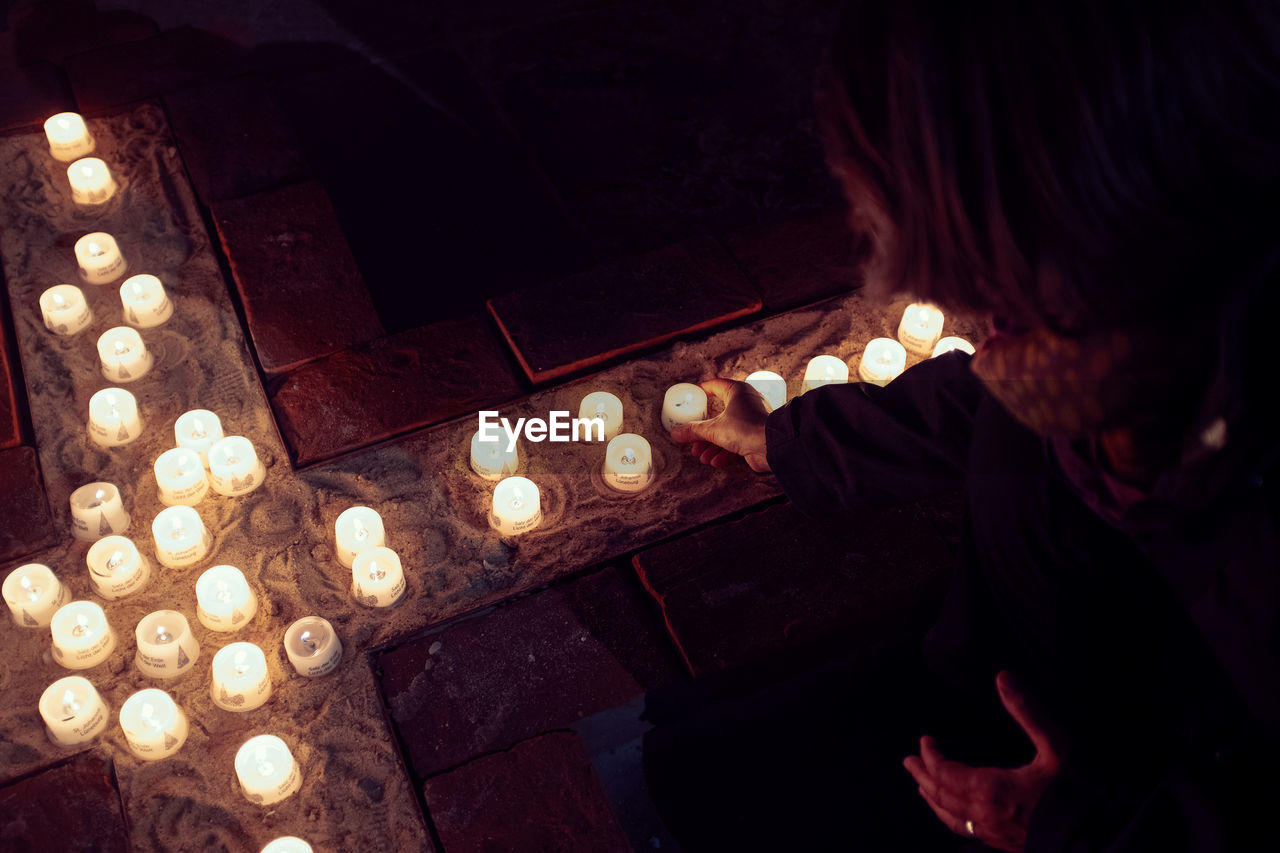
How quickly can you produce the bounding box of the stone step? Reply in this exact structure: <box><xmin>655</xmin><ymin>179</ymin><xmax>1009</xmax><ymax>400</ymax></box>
<box><xmin>0</xmin><ymin>752</ymin><xmax>130</xmax><ymax>852</ymax></box>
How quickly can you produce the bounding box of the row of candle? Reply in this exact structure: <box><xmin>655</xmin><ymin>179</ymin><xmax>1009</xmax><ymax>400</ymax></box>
<box><xmin>40</xmin><ymin>273</ymin><xmax>171</xmax><ymax>337</ymax></box>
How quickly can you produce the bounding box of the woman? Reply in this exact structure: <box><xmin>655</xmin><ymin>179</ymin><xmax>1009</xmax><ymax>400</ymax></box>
<box><xmin>672</xmin><ymin>1</ymin><xmax>1280</xmax><ymax>850</ymax></box>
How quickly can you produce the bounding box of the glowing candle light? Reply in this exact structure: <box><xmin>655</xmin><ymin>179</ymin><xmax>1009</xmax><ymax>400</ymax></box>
<box><xmin>153</xmin><ymin>448</ymin><xmax>210</xmax><ymax>507</ymax></box>
<box><xmin>207</xmin><ymin>436</ymin><xmax>266</xmax><ymax>497</ymax></box>
<box><xmin>283</xmin><ymin>616</ymin><xmax>343</xmax><ymax>677</ymax></box>
<box><xmin>74</xmin><ymin>232</ymin><xmax>126</xmax><ymax>284</ymax></box>
<box><xmin>932</xmin><ymin>336</ymin><xmax>976</xmax><ymax>357</ymax></box>
<box><xmin>39</xmin><ymin>676</ymin><xmax>110</xmax><ymax>747</ymax></box>
<box><xmin>69</xmin><ymin>481</ymin><xmax>131</xmax><ymax>541</ymax></box>
<box><xmin>745</xmin><ymin>370</ymin><xmax>788</xmax><ymax>411</ymax></box>
<box><xmin>96</xmin><ymin>326</ymin><xmax>152</xmax><ymax>383</ymax></box>
<box><xmin>897</xmin><ymin>302</ymin><xmax>946</xmax><ymax>355</ymax></box>
<box><xmin>3</xmin><ymin>564</ymin><xmax>68</xmax><ymax>627</ymax></box>
<box><xmin>119</xmin><ymin>274</ymin><xmax>172</xmax><ymax>329</ymax></box>
<box><xmin>802</xmin><ymin>355</ymin><xmax>849</xmax><ymax>393</ymax></box>
<box><xmin>261</xmin><ymin>837</ymin><xmax>314</xmax><ymax>853</ymax></box>
<box><xmin>469</xmin><ymin>429</ymin><xmax>519</xmax><ymax>481</ymax></box>
<box><xmin>134</xmin><ymin>610</ymin><xmax>199</xmax><ymax>679</ymax></box>
<box><xmin>67</xmin><ymin>157</ymin><xmax>117</xmax><ymax>206</ymax></box>
<box><xmin>490</xmin><ymin>476</ymin><xmax>542</xmax><ymax>536</ymax></box>
<box><xmin>334</xmin><ymin>506</ymin><xmax>385</xmax><ymax>568</ymax></box>
<box><xmin>87</xmin><ymin>387</ymin><xmax>143</xmax><ymax>447</ymax></box>
<box><xmin>857</xmin><ymin>337</ymin><xmax>908</xmax><ymax>386</ymax></box>
<box><xmin>85</xmin><ymin>535</ymin><xmax>152</xmax><ymax>601</ymax></box>
<box><xmin>235</xmin><ymin>735</ymin><xmax>302</xmax><ymax>805</ymax></box>
<box><xmin>210</xmin><ymin>642</ymin><xmax>272</xmax><ymax>711</ymax></box>
<box><xmin>119</xmin><ymin>688</ymin><xmax>188</xmax><ymax>760</ymax></box>
<box><xmin>50</xmin><ymin>601</ymin><xmax>116</xmax><ymax>670</ymax></box>
<box><xmin>195</xmin><ymin>565</ymin><xmax>257</xmax><ymax>632</ymax></box>
<box><xmin>174</xmin><ymin>409</ymin><xmax>223</xmax><ymax>467</ymax></box>
<box><xmin>602</xmin><ymin>433</ymin><xmax>654</xmax><ymax>493</ymax></box>
<box><xmin>578</xmin><ymin>391</ymin><xmax>624</xmax><ymax>441</ymax></box>
<box><xmin>44</xmin><ymin>112</ymin><xmax>95</xmax><ymax>161</ymax></box>
<box><xmin>351</xmin><ymin>546</ymin><xmax>406</xmax><ymax>608</ymax></box>
<box><xmin>39</xmin><ymin>284</ymin><xmax>93</xmax><ymax>336</ymax></box>
<box><xmin>151</xmin><ymin>505</ymin><xmax>212</xmax><ymax>569</ymax></box>
<box><xmin>661</xmin><ymin>383</ymin><xmax>708</xmax><ymax>432</ymax></box>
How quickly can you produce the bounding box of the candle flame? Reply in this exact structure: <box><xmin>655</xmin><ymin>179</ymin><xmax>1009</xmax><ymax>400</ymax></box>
<box><xmin>175</xmin><ymin>454</ymin><xmax>191</xmax><ymax>477</ymax></box>
<box><xmin>80</xmin><ymin>165</ymin><xmax>93</xmax><ymax>179</ymax></box>
<box><xmin>595</xmin><ymin>404</ymin><xmax>608</xmax><ymax>420</ymax></box>
<box><xmin>510</xmin><ymin>489</ymin><xmax>524</xmax><ymax>511</ymax></box>
<box><xmin>87</xmin><ymin>242</ymin><xmax>103</xmax><ymax>256</ymax></box>
<box><xmin>682</xmin><ymin>392</ymin><xmax>693</xmax><ymax>406</ymax></box>
<box><xmin>19</xmin><ymin>574</ymin><xmax>40</xmax><ymax>602</ymax></box>
<box><xmin>876</xmin><ymin>349</ymin><xmax>892</xmax><ymax>367</ymax></box>
<box><xmin>224</xmin><ymin>446</ymin><xmax>240</xmax><ymax>465</ymax></box>
<box><xmin>106</xmin><ymin>549</ymin><xmax>124</xmax><ymax>571</ymax></box>
<box><xmin>352</xmin><ymin>518</ymin><xmax>367</xmax><ymax>541</ymax></box>
<box><xmin>104</xmin><ymin>392</ymin><xmax>117</xmax><ymax>408</ymax></box>
<box><xmin>170</xmin><ymin>521</ymin><xmax>186</xmax><ymax>541</ymax></box>
<box><xmin>56</xmin><ymin>117</ymin><xmax>70</xmax><ymax>130</ymax></box>
<box><xmin>51</xmin><ymin>292</ymin><xmax>66</xmax><ymax>308</ymax></box>
<box><xmin>72</xmin><ymin>612</ymin><xmax>89</xmax><ymax>637</ymax></box>
<box><xmin>191</xmin><ymin>418</ymin><xmax>206</xmax><ymax>439</ymax></box>
<box><xmin>232</xmin><ymin>649</ymin><xmax>250</xmax><ymax>677</ymax></box>
<box><xmin>254</xmin><ymin>746</ymin><xmax>275</xmax><ymax>777</ymax></box>
<box><xmin>368</xmin><ymin>560</ymin><xmax>386</xmax><ymax>581</ymax></box>
<box><xmin>61</xmin><ymin>689</ymin><xmax>81</xmax><ymax>716</ymax></box>
<box><xmin>94</xmin><ymin>488</ymin><xmax>106</xmax><ymax>502</ymax></box>
<box><xmin>154</xmin><ymin>625</ymin><xmax>173</xmax><ymax>644</ymax></box>
<box><xmin>299</xmin><ymin>630</ymin><xmax>317</xmax><ymax>653</ymax></box>
<box><xmin>140</xmin><ymin>702</ymin><xmax>161</xmax><ymax>729</ymax></box>
<box><xmin>112</xmin><ymin>340</ymin><xmax>129</xmax><ymax>356</ymax></box>
<box><xmin>215</xmin><ymin>579</ymin><xmax>231</xmax><ymax>603</ymax></box>
<box><xmin>131</xmin><ymin>281</ymin><xmax>143</xmax><ymax>297</ymax></box>
<box><xmin>621</xmin><ymin>448</ymin><xmax>637</xmax><ymax>465</ymax></box>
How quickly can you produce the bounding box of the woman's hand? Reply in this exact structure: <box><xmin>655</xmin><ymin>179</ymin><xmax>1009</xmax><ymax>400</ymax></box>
<box><xmin>668</xmin><ymin>378</ymin><xmax>772</xmax><ymax>473</ymax></box>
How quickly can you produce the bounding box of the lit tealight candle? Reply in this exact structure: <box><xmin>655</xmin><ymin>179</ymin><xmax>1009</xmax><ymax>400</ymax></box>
<box><xmin>3</xmin><ymin>564</ymin><xmax>68</xmax><ymax>627</ymax></box>
<box><xmin>207</xmin><ymin>436</ymin><xmax>266</xmax><ymax>497</ymax></box>
<box><xmin>469</xmin><ymin>429</ymin><xmax>519</xmax><ymax>481</ymax></box>
<box><xmin>745</xmin><ymin>370</ymin><xmax>788</xmax><ymax>412</ymax></box>
<box><xmin>39</xmin><ymin>676</ymin><xmax>110</xmax><ymax>747</ymax></box>
<box><xmin>195</xmin><ymin>565</ymin><xmax>257</xmax><ymax>632</ymax></box>
<box><xmin>235</xmin><ymin>735</ymin><xmax>302</xmax><ymax>805</ymax></box>
<box><xmin>174</xmin><ymin>409</ymin><xmax>223</xmax><ymax>466</ymax></box>
<box><xmin>211</xmin><ymin>642</ymin><xmax>272</xmax><ymax>711</ymax></box>
<box><xmin>87</xmin><ymin>387</ymin><xmax>143</xmax><ymax>447</ymax></box>
<box><xmin>74</xmin><ymin>232</ymin><xmax>127</xmax><ymax>284</ymax></box>
<box><xmin>262</xmin><ymin>838</ymin><xmax>314</xmax><ymax>853</ymax></box>
<box><xmin>153</xmin><ymin>448</ymin><xmax>210</xmax><ymax>507</ymax></box>
<box><xmin>283</xmin><ymin>616</ymin><xmax>343</xmax><ymax>677</ymax></box>
<box><xmin>39</xmin><ymin>284</ymin><xmax>93</xmax><ymax>336</ymax></box>
<box><xmin>96</xmin><ymin>326</ymin><xmax>152</xmax><ymax>383</ymax></box>
<box><xmin>119</xmin><ymin>274</ymin><xmax>172</xmax><ymax>329</ymax></box>
<box><xmin>119</xmin><ymin>688</ymin><xmax>188</xmax><ymax>760</ymax></box>
<box><xmin>69</xmin><ymin>482</ymin><xmax>131</xmax><ymax>541</ymax></box>
<box><xmin>351</xmin><ymin>547</ymin><xmax>407</xmax><ymax>608</ymax></box>
<box><xmin>334</xmin><ymin>506</ymin><xmax>385</xmax><ymax>568</ymax></box>
<box><xmin>151</xmin><ymin>505</ymin><xmax>212</xmax><ymax>569</ymax></box>
<box><xmin>50</xmin><ymin>601</ymin><xmax>116</xmax><ymax>670</ymax></box>
<box><xmin>490</xmin><ymin>476</ymin><xmax>542</xmax><ymax>536</ymax></box>
<box><xmin>932</xmin><ymin>336</ymin><xmax>976</xmax><ymax>357</ymax></box>
<box><xmin>802</xmin><ymin>355</ymin><xmax>849</xmax><ymax>392</ymax></box>
<box><xmin>67</xmin><ymin>157</ymin><xmax>117</xmax><ymax>206</ymax></box>
<box><xmin>857</xmin><ymin>337</ymin><xmax>908</xmax><ymax>386</ymax></box>
<box><xmin>578</xmin><ymin>391</ymin><xmax>624</xmax><ymax>441</ymax></box>
<box><xmin>897</xmin><ymin>302</ymin><xmax>946</xmax><ymax>355</ymax></box>
<box><xmin>44</xmin><ymin>112</ymin><xmax>95</xmax><ymax>161</ymax></box>
<box><xmin>661</xmin><ymin>383</ymin><xmax>708</xmax><ymax>432</ymax></box>
<box><xmin>134</xmin><ymin>610</ymin><xmax>199</xmax><ymax>679</ymax></box>
<box><xmin>602</xmin><ymin>433</ymin><xmax>654</xmax><ymax>493</ymax></box>
<box><xmin>85</xmin><ymin>535</ymin><xmax>152</xmax><ymax>601</ymax></box>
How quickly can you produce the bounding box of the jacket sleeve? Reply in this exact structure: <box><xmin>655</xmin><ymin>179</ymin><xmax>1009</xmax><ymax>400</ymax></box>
<box><xmin>765</xmin><ymin>350</ymin><xmax>986</xmax><ymax>515</ymax></box>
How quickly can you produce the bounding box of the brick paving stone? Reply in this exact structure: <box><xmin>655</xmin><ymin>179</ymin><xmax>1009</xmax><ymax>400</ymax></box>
<box><xmin>0</xmin><ymin>752</ymin><xmax>129</xmax><ymax>852</ymax></box>
<box><xmin>269</xmin><ymin>313</ymin><xmax>522</xmax><ymax>466</ymax></box>
<box><xmin>0</xmin><ymin>446</ymin><xmax>57</xmax><ymax>564</ymax></box>
<box><xmin>632</xmin><ymin>499</ymin><xmax>959</xmax><ymax>677</ymax></box>
<box><xmin>376</xmin><ymin>566</ymin><xmax>684</xmax><ymax>780</ymax></box>
<box><xmin>488</xmin><ymin>237</ymin><xmax>763</xmax><ymax>384</ymax></box>
<box><xmin>6</xmin><ymin>1</ymin><xmax>157</xmax><ymax>66</ymax></box>
<box><xmin>721</xmin><ymin>207</ymin><xmax>867</xmax><ymax>314</ymax></box>
<box><xmin>211</xmin><ymin>180</ymin><xmax>384</xmax><ymax>376</ymax></box>
<box><xmin>423</xmin><ymin>731</ymin><xmax>631</xmax><ymax>853</ymax></box>
<box><xmin>163</xmin><ymin>75</ymin><xmax>308</xmax><ymax>203</ymax></box>
<box><xmin>0</xmin><ymin>62</ymin><xmax>76</xmax><ymax>133</ymax></box>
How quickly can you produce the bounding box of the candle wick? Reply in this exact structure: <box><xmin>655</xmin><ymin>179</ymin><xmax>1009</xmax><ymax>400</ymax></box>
<box><xmin>154</xmin><ymin>626</ymin><xmax>173</xmax><ymax>644</ymax></box>
<box><xmin>61</xmin><ymin>689</ymin><xmax>81</xmax><ymax>716</ymax></box>
<box><xmin>131</xmin><ymin>282</ymin><xmax>143</xmax><ymax>297</ymax></box>
<box><xmin>141</xmin><ymin>703</ymin><xmax>161</xmax><ymax>729</ymax></box>
<box><xmin>109</xmin><ymin>406</ymin><xmax>120</xmax><ymax>420</ymax></box>
<box><xmin>19</xmin><ymin>575</ymin><xmax>40</xmax><ymax>602</ymax></box>
<box><xmin>300</xmin><ymin>631</ymin><xmax>317</xmax><ymax>653</ymax></box>
<box><xmin>191</xmin><ymin>418</ymin><xmax>206</xmax><ymax>439</ymax></box>
<box><xmin>595</xmin><ymin>405</ymin><xmax>607</xmax><ymax>420</ymax></box>
<box><xmin>72</xmin><ymin>613</ymin><xmax>89</xmax><ymax>638</ymax></box>
<box><xmin>368</xmin><ymin>561</ymin><xmax>386</xmax><ymax>581</ymax></box>
<box><xmin>113</xmin><ymin>340</ymin><xmax>129</xmax><ymax>356</ymax></box>
<box><xmin>106</xmin><ymin>550</ymin><xmax>124</xmax><ymax>571</ymax></box>
<box><xmin>52</xmin><ymin>293</ymin><xmax>66</xmax><ymax>308</ymax></box>
<box><xmin>88</xmin><ymin>242</ymin><xmax>103</xmax><ymax>257</ymax></box>
<box><xmin>622</xmin><ymin>449</ymin><xmax>637</xmax><ymax>465</ymax></box>
<box><xmin>352</xmin><ymin>518</ymin><xmax>366</xmax><ymax>541</ymax></box>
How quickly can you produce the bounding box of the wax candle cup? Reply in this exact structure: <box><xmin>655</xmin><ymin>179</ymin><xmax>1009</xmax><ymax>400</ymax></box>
<box><xmin>578</xmin><ymin>391</ymin><xmax>624</xmax><ymax>441</ymax></box>
<box><xmin>897</xmin><ymin>302</ymin><xmax>946</xmax><ymax>355</ymax></box>
<box><xmin>3</xmin><ymin>564</ymin><xmax>68</xmax><ymax>627</ymax></box>
<box><xmin>44</xmin><ymin>112</ymin><xmax>95</xmax><ymax>161</ymax></box>
<box><xmin>207</xmin><ymin>436</ymin><xmax>266</xmax><ymax>497</ymax></box>
<box><xmin>70</xmin><ymin>481</ymin><xmax>130</xmax><ymax>541</ymax></box>
<box><xmin>334</xmin><ymin>506</ymin><xmax>386</xmax><ymax>568</ymax></box>
<box><xmin>151</xmin><ymin>505</ymin><xmax>213</xmax><ymax>569</ymax></box>
<box><xmin>469</xmin><ymin>429</ymin><xmax>519</xmax><ymax>481</ymax></box>
<box><xmin>50</xmin><ymin>601</ymin><xmax>117</xmax><ymax>670</ymax></box>
<box><xmin>802</xmin><ymin>355</ymin><xmax>849</xmax><ymax>393</ymax></box>
<box><xmin>154</xmin><ymin>448</ymin><xmax>210</xmax><ymax>506</ymax></box>
<box><xmin>235</xmin><ymin>735</ymin><xmax>302</xmax><ymax>805</ymax></box>
<box><xmin>119</xmin><ymin>688</ymin><xmax>188</xmax><ymax>760</ymax></box>
<box><xmin>86</xmin><ymin>535</ymin><xmax>152</xmax><ymax>601</ymax></box>
<box><xmin>283</xmin><ymin>616</ymin><xmax>343</xmax><ymax>677</ymax></box>
<box><xmin>68</xmin><ymin>157</ymin><xmax>117</xmax><ymax>206</ymax></box>
<box><xmin>87</xmin><ymin>387</ymin><xmax>143</xmax><ymax>447</ymax></box>
<box><xmin>932</xmin><ymin>336</ymin><xmax>976</xmax><ymax>357</ymax></box>
<box><xmin>174</xmin><ymin>409</ymin><xmax>223</xmax><ymax>467</ymax></box>
<box><xmin>261</xmin><ymin>837</ymin><xmax>314</xmax><ymax>853</ymax></box>
<box><xmin>211</xmin><ymin>642</ymin><xmax>272</xmax><ymax>711</ymax></box>
<box><xmin>745</xmin><ymin>371</ymin><xmax>788</xmax><ymax>412</ymax></box>
<box><xmin>119</xmin><ymin>274</ymin><xmax>173</xmax><ymax>329</ymax></box>
<box><xmin>602</xmin><ymin>433</ymin><xmax>655</xmax><ymax>493</ymax></box>
<box><xmin>96</xmin><ymin>326</ymin><xmax>152</xmax><ymax>383</ymax></box>
<box><xmin>661</xmin><ymin>383</ymin><xmax>709</xmax><ymax>433</ymax></box>
<box><xmin>490</xmin><ymin>476</ymin><xmax>542</xmax><ymax>536</ymax></box>
<box><xmin>39</xmin><ymin>676</ymin><xmax>109</xmax><ymax>747</ymax></box>
<box><xmin>351</xmin><ymin>547</ymin><xmax>407</xmax><ymax>608</ymax></box>
<box><xmin>857</xmin><ymin>338</ymin><xmax>908</xmax><ymax>386</ymax></box>
<box><xmin>39</xmin><ymin>284</ymin><xmax>93</xmax><ymax>336</ymax></box>
<box><xmin>134</xmin><ymin>610</ymin><xmax>199</xmax><ymax>679</ymax></box>
<box><xmin>195</xmin><ymin>565</ymin><xmax>257</xmax><ymax>631</ymax></box>
<box><xmin>74</xmin><ymin>232</ymin><xmax>126</xmax><ymax>284</ymax></box>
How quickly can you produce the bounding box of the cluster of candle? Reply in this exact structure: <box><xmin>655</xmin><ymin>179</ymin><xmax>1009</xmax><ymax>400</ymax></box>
<box><xmin>335</xmin><ymin>507</ymin><xmax>406</xmax><ymax>608</ymax></box>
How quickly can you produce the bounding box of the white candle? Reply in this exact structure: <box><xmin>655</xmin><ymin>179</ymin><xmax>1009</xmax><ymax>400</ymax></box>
<box><xmin>39</xmin><ymin>284</ymin><xmax>93</xmax><ymax>336</ymax></box>
<box><xmin>118</xmin><ymin>688</ymin><xmax>188</xmax><ymax>760</ymax></box>
<box><xmin>85</xmin><ymin>535</ymin><xmax>152</xmax><ymax>601</ymax></box>
<box><xmin>207</xmin><ymin>436</ymin><xmax>266</xmax><ymax>497</ymax></box>
<box><xmin>153</xmin><ymin>448</ymin><xmax>210</xmax><ymax>506</ymax></box>
<box><xmin>897</xmin><ymin>302</ymin><xmax>946</xmax><ymax>355</ymax></box>
<box><xmin>262</xmin><ymin>838</ymin><xmax>314</xmax><ymax>853</ymax></box>
<box><xmin>195</xmin><ymin>565</ymin><xmax>257</xmax><ymax>632</ymax></box>
<box><xmin>235</xmin><ymin>735</ymin><xmax>302</xmax><ymax>805</ymax></box>
<box><xmin>932</xmin><ymin>336</ymin><xmax>975</xmax><ymax>357</ymax></box>
<box><xmin>578</xmin><ymin>391</ymin><xmax>624</xmax><ymax>441</ymax></box>
<box><xmin>602</xmin><ymin>433</ymin><xmax>654</xmax><ymax>493</ymax></box>
<box><xmin>39</xmin><ymin>676</ymin><xmax>110</xmax><ymax>747</ymax></box>
<box><xmin>745</xmin><ymin>370</ymin><xmax>788</xmax><ymax>412</ymax></box>
<box><xmin>119</xmin><ymin>274</ymin><xmax>172</xmax><ymax>329</ymax></box>
<box><xmin>174</xmin><ymin>409</ymin><xmax>223</xmax><ymax>466</ymax></box>
<box><xmin>283</xmin><ymin>616</ymin><xmax>343</xmax><ymax>677</ymax></box>
<box><xmin>151</xmin><ymin>505</ymin><xmax>212</xmax><ymax>569</ymax></box>
<box><xmin>50</xmin><ymin>601</ymin><xmax>117</xmax><ymax>670</ymax></box>
<box><xmin>858</xmin><ymin>337</ymin><xmax>908</xmax><ymax>386</ymax></box>
<box><xmin>3</xmin><ymin>564</ymin><xmax>68</xmax><ymax>627</ymax></box>
<box><xmin>74</xmin><ymin>232</ymin><xmax>127</xmax><ymax>284</ymax></box>
<box><xmin>69</xmin><ymin>481</ymin><xmax>131</xmax><ymax>541</ymax></box>
<box><xmin>210</xmin><ymin>642</ymin><xmax>272</xmax><ymax>711</ymax></box>
<box><xmin>96</xmin><ymin>326</ymin><xmax>152</xmax><ymax>383</ymax></box>
<box><xmin>134</xmin><ymin>610</ymin><xmax>200</xmax><ymax>679</ymax></box>
<box><xmin>87</xmin><ymin>387</ymin><xmax>142</xmax><ymax>447</ymax></box>
<box><xmin>334</xmin><ymin>506</ymin><xmax>385</xmax><ymax>568</ymax></box>
<box><xmin>802</xmin><ymin>355</ymin><xmax>849</xmax><ymax>392</ymax></box>
<box><xmin>469</xmin><ymin>429</ymin><xmax>519</xmax><ymax>481</ymax></box>
<box><xmin>661</xmin><ymin>383</ymin><xmax>708</xmax><ymax>432</ymax></box>
<box><xmin>67</xmin><ymin>157</ymin><xmax>116</xmax><ymax>206</ymax></box>
<box><xmin>351</xmin><ymin>546</ymin><xmax>406</xmax><ymax>608</ymax></box>
<box><xmin>490</xmin><ymin>476</ymin><xmax>542</xmax><ymax>536</ymax></box>
<box><xmin>44</xmin><ymin>112</ymin><xmax>95</xmax><ymax>161</ymax></box>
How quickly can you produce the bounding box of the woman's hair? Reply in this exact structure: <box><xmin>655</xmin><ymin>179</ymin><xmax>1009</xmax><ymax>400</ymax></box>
<box><xmin>817</xmin><ymin>0</ymin><xmax>1280</xmax><ymax>334</ymax></box>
